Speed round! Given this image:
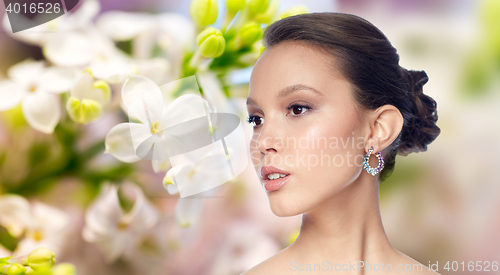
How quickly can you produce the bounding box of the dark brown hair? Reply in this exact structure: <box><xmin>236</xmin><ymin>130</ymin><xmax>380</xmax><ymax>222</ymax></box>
<box><xmin>262</xmin><ymin>12</ymin><xmax>441</xmax><ymax>181</ymax></box>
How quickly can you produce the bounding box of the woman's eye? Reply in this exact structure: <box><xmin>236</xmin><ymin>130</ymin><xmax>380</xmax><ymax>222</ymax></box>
<box><xmin>287</xmin><ymin>104</ymin><xmax>311</xmax><ymax>116</ymax></box>
<box><xmin>246</xmin><ymin>115</ymin><xmax>264</xmax><ymax>127</ymax></box>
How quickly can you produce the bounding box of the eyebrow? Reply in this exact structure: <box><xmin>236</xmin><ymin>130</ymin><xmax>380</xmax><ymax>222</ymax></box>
<box><xmin>246</xmin><ymin>84</ymin><xmax>323</xmax><ymax>106</ymax></box>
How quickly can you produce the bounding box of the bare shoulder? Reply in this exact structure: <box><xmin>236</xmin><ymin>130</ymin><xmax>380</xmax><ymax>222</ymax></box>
<box><xmin>240</xmin><ymin>247</ymin><xmax>292</xmax><ymax>275</ymax></box>
<box><xmin>391</xmin><ymin>251</ymin><xmax>441</xmax><ymax>275</ymax></box>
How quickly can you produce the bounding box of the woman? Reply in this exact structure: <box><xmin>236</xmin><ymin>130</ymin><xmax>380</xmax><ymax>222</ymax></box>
<box><xmin>243</xmin><ymin>13</ymin><xmax>441</xmax><ymax>274</ymax></box>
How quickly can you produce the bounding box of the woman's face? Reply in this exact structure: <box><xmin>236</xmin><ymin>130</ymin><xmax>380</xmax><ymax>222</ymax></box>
<box><xmin>247</xmin><ymin>41</ymin><xmax>368</xmax><ymax>216</ymax></box>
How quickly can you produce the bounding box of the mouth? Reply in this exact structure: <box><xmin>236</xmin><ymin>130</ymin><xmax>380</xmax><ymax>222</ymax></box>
<box><xmin>260</xmin><ymin>166</ymin><xmax>291</xmax><ymax>192</ymax></box>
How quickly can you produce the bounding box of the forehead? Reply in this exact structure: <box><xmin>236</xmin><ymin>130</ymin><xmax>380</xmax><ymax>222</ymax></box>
<box><xmin>249</xmin><ymin>41</ymin><xmax>340</xmax><ymax>96</ymax></box>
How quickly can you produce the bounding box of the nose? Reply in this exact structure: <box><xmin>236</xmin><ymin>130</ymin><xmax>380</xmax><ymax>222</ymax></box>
<box><xmin>252</xmin><ymin>123</ymin><xmax>284</xmax><ymax>155</ymax></box>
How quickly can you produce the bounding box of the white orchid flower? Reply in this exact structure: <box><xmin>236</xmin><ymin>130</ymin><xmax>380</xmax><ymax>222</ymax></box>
<box><xmin>86</xmin><ymin>28</ymin><xmax>138</xmax><ymax>83</ymax></box>
<box><xmin>0</xmin><ymin>195</ymin><xmax>70</xmax><ymax>258</ymax></box>
<box><xmin>105</xmin><ymin>75</ymin><xmax>211</xmax><ymax>173</ymax></box>
<box><xmin>0</xmin><ymin>59</ymin><xmax>78</xmax><ymax>133</ymax></box>
<box><xmin>164</xmin><ymin>159</ymin><xmax>223</xmax><ymax>229</ymax></box>
<box><xmin>42</xmin><ymin>26</ymin><xmax>137</xmax><ymax>84</ymax></box>
<box><xmin>162</xmin><ymin>145</ymin><xmax>234</xmax><ymax>197</ymax></box>
<box><xmin>96</xmin><ymin>11</ymin><xmax>195</xmax><ymax>66</ymax></box>
<box><xmin>66</xmin><ymin>69</ymin><xmax>111</xmax><ymax>124</ymax></box>
<box><xmin>82</xmin><ymin>182</ymin><xmax>159</xmax><ymax>262</ymax></box>
<box><xmin>12</xmin><ymin>1</ymin><xmax>134</xmax><ymax>83</ymax></box>
<box><xmin>13</xmin><ymin>202</ymin><xmax>70</xmax><ymax>257</ymax></box>
<box><xmin>163</xmin><ymin>147</ymin><xmax>235</xmax><ymax>228</ymax></box>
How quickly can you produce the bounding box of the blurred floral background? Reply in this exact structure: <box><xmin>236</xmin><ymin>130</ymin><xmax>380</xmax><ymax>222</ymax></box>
<box><xmin>0</xmin><ymin>0</ymin><xmax>499</xmax><ymax>274</ymax></box>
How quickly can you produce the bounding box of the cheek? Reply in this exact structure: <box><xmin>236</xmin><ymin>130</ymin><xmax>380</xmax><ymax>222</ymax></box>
<box><xmin>290</xmin><ymin>112</ymin><xmax>363</xmax><ymax>184</ymax></box>
<box><xmin>249</xmin><ymin>132</ymin><xmax>262</xmax><ymax>168</ymax></box>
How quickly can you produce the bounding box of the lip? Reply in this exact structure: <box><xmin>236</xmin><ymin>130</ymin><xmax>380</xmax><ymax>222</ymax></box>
<box><xmin>260</xmin><ymin>166</ymin><xmax>291</xmax><ymax>192</ymax></box>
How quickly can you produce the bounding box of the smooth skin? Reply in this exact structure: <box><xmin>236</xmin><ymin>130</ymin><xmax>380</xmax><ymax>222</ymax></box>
<box><xmin>243</xmin><ymin>41</ymin><xmax>440</xmax><ymax>275</ymax></box>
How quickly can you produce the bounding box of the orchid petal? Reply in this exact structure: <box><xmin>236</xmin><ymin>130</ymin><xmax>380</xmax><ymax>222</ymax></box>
<box><xmin>104</xmin><ymin>123</ymin><xmax>143</xmax><ymax>163</ymax></box>
<box><xmin>96</xmin><ymin>11</ymin><xmax>154</xmax><ymax>41</ymax></box>
<box><xmin>83</xmin><ymin>184</ymin><xmax>124</xmax><ymax>241</ymax></box>
<box><xmin>121</xmin><ymin>183</ymin><xmax>159</xmax><ymax>232</ymax></box>
<box><xmin>90</xmin><ymin>57</ymin><xmax>134</xmax><ymax>84</ymax></box>
<box><xmin>30</xmin><ymin>202</ymin><xmax>69</xmax><ymax>237</ymax></box>
<box><xmin>122</xmin><ymin>75</ymin><xmax>163</xmax><ymax>125</ymax></box>
<box><xmin>152</xmin><ymin>159</ymin><xmax>170</xmax><ymax>173</ymax></box>
<box><xmin>163</xmin><ymin>164</ymin><xmax>187</xmax><ymax>195</ymax></box>
<box><xmin>175</xmin><ymin>197</ymin><xmax>203</xmax><ymax>228</ymax></box>
<box><xmin>44</xmin><ymin>32</ymin><xmax>92</xmax><ymax>67</ymax></box>
<box><xmin>166</xmin><ymin>184</ymin><xmax>179</xmax><ymax>195</ymax></box>
<box><xmin>21</xmin><ymin>91</ymin><xmax>60</xmax><ymax>133</ymax></box>
<box><xmin>163</xmin><ymin>94</ymin><xmax>210</xmax><ymax>131</ymax></box>
<box><xmin>39</xmin><ymin>67</ymin><xmax>78</xmax><ymax>94</ymax></box>
<box><xmin>93</xmin><ymin>232</ymin><xmax>132</xmax><ymax>262</ymax></box>
<box><xmin>135</xmin><ymin>133</ymin><xmax>165</xmax><ymax>161</ymax></box>
<box><xmin>152</xmin><ymin>137</ymin><xmax>169</xmax><ymax>162</ymax></box>
<box><xmin>70</xmin><ymin>70</ymin><xmax>104</xmax><ymax>103</ymax></box>
<box><xmin>0</xmin><ymin>195</ymin><xmax>31</xmax><ymax>238</ymax></box>
<box><xmin>7</xmin><ymin>60</ymin><xmax>44</xmax><ymax>88</ymax></box>
<box><xmin>156</xmin><ymin>13</ymin><xmax>196</xmax><ymax>55</ymax></box>
<box><xmin>0</xmin><ymin>80</ymin><xmax>24</xmax><ymax>111</ymax></box>
<box><xmin>65</xmin><ymin>0</ymin><xmax>101</xmax><ymax>29</ymax></box>
<box><xmin>190</xmin><ymin>153</ymin><xmax>233</xmax><ymax>189</ymax></box>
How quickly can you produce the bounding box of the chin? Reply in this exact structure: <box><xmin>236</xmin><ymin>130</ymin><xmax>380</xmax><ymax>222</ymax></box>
<box><xmin>267</xmin><ymin>191</ymin><xmax>309</xmax><ymax>217</ymax></box>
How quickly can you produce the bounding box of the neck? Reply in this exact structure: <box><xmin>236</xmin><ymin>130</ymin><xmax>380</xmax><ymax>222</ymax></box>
<box><xmin>288</xmin><ymin>174</ymin><xmax>395</xmax><ymax>267</ymax></box>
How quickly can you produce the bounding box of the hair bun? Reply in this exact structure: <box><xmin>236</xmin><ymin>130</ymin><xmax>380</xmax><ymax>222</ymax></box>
<box><xmin>397</xmin><ymin>69</ymin><xmax>441</xmax><ymax>155</ymax></box>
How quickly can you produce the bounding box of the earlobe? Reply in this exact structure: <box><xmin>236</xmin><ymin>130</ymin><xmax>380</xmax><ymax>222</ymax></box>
<box><xmin>365</xmin><ymin>105</ymin><xmax>404</xmax><ymax>153</ymax></box>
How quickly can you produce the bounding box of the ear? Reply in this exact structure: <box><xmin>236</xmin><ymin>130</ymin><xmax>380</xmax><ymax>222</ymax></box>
<box><xmin>364</xmin><ymin>104</ymin><xmax>404</xmax><ymax>153</ymax></box>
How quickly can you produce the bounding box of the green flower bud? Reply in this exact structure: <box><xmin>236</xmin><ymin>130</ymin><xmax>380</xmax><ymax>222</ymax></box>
<box><xmin>190</xmin><ymin>0</ymin><xmax>219</xmax><ymax>27</ymax></box>
<box><xmin>27</xmin><ymin>248</ymin><xmax>55</xmax><ymax>272</ymax></box>
<box><xmin>239</xmin><ymin>21</ymin><xmax>262</xmax><ymax>45</ymax></box>
<box><xmin>51</xmin><ymin>263</ymin><xmax>76</xmax><ymax>275</ymax></box>
<box><xmin>0</xmin><ymin>256</ymin><xmax>12</xmax><ymax>268</ymax></box>
<box><xmin>276</xmin><ymin>5</ymin><xmax>308</xmax><ymax>20</ymax></box>
<box><xmin>6</xmin><ymin>264</ymin><xmax>26</xmax><ymax>275</ymax></box>
<box><xmin>254</xmin><ymin>0</ymin><xmax>279</xmax><ymax>23</ymax></box>
<box><xmin>226</xmin><ymin>0</ymin><xmax>245</xmax><ymax>15</ymax></box>
<box><xmin>247</xmin><ymin>0</ymin><xmax>270</xmax><ymax>15</ymax></box>
<box><xmin>196</xmin><ymin>27</ymin><xmax>226</xmax><ymax>58</ymax></box>
<box><xmin>66</xmin><ymin>97</ymin><xmax>103</xmax><ymax>124</ymax></box>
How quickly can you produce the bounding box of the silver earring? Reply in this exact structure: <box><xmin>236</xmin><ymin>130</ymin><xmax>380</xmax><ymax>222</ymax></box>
<box><xmin>363</xmin><ymin>147</ymin><xmax>385</xmax><ymax>176</ymax></box>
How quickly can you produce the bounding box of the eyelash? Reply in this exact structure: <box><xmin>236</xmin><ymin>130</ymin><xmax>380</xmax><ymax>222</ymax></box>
<box><xmin>246</xmin><ymin>104</ymin><xmax>312</xmax><ymax>127</ymax></box>
<box><xmin>246</xmin><ymin>115</ymin><xmax>264</xmax><ymax>127</ymax></box>
<box><xmin>286</xmin><ymin>104</ymin><xmax>312</xmax><ymax>117</ymax></box>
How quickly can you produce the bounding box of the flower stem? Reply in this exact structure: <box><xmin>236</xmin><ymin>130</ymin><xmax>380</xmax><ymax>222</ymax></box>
<box><xmin>188</xmin><ymin>50</ymin><xmax>203</xmax><ymax>71</ymax></box>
